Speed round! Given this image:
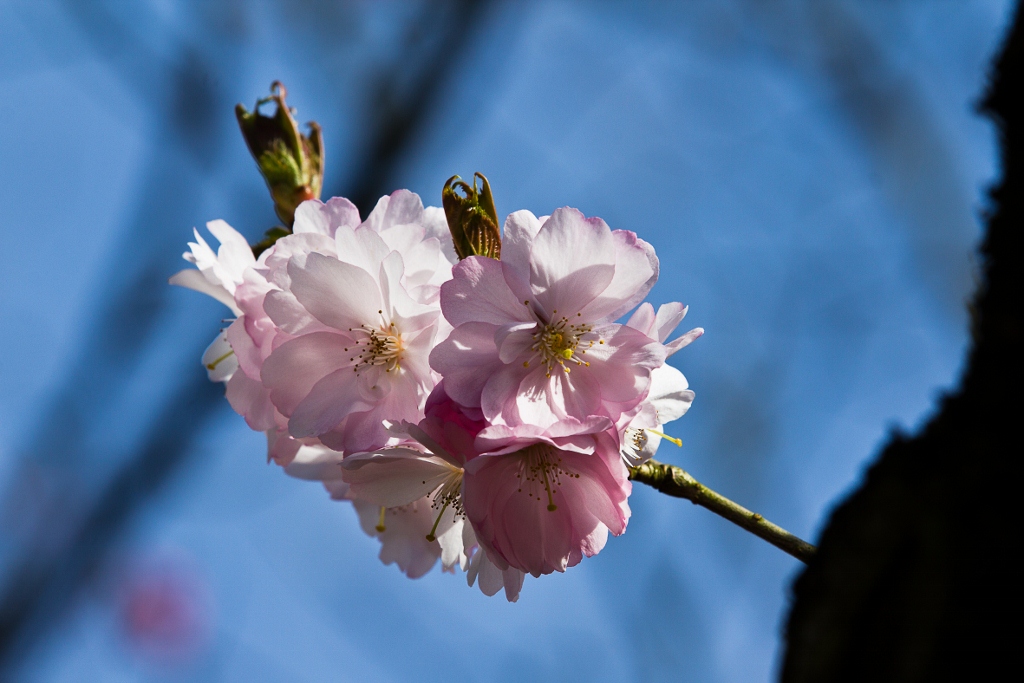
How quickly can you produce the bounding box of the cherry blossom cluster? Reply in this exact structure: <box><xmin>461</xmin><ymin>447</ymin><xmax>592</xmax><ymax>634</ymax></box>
<box><xmin>171</xmin><ymin>190</ymin><xmax>701</xmax><ymax>601</ymax></box>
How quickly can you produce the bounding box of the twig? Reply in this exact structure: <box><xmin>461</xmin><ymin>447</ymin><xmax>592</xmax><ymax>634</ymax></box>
<box><xmin>630</xmin><ymin>458</ymin><xmax>816</xmax><ymax>563</ymax></box>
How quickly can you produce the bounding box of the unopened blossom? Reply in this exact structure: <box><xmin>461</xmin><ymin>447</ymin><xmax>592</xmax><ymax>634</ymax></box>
<box><xmin>431</xmin><ymin>207</ymin><xmax>665</xmax><ymax>431</ymax></box>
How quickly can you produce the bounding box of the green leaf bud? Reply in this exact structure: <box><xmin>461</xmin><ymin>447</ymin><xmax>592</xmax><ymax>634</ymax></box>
<box><xmin>235</xmin><ymin>81</ymin><xmax>324</xmax><ymax>229</ymax></box>
<box><xmin>442</xmin><ymin>173</ymin><xmax>501</xmax><ymax>260</ymax></box>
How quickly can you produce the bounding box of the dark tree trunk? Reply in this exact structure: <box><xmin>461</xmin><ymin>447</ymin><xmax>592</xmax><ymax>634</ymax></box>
<box><xmin>781</xmin><ymin>5</ymin><xmax>1022</xmax><ymax>681</ymax></box>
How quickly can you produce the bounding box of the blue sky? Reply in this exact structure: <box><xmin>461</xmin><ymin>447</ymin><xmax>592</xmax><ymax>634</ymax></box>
<box><xmin>0</xmin><ymin>1</ymin><xmax>1013</xmax><ymax>681</ymax></box>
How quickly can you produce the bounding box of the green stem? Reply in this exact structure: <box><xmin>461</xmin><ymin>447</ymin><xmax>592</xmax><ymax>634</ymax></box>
<box><xmin>629</xmin><ymin>458</ymin><xmax>816</xmax><ymax>563</ymax></box>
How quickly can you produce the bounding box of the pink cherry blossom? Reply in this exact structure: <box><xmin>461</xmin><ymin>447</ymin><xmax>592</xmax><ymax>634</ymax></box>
<box><xmin>221</xmin><ymin>212</ymin><xmax>346</xmax><ymax>458</ymax></box>
<box><xmin>256</xmin><ymin>196</ymin><xmax>452</xmax><ymax>454</ymax></box>
<box><xmin>431</xmin><ymin>207</ymin><xmax>666</xmax><ymax>431</ymax></box>
<box><xmin>464</xmin><ymin>420</ymin><xmax>631</xmax><ymax>578</ymax></box>
<box><xmin>340</xmin><ymin>386</ymin><xmax>478</xmax><ymax>572</ymax></box>
<box><xmin>340</xmin><ymin>386</ymin><xmax>525</xmax><ymax>599</ymax></box>
<box><xmin>172</xmin><ymin>193</ymin><xmax>454</xmax><ymax>467</ymax></box>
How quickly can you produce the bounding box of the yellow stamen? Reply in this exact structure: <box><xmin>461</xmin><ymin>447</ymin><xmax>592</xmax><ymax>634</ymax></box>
<box><xmin>205</xmin><ymin>349</ymin><xmax>235</xmax><ymax>371</ymax></box>
<box><xmin>375</xmin><ymin>506</ymin><xmax>387</xmax><ymax>533</ymax></box>
<box><xmin>348</xmin><ymin>323</ymin><xmax>404</xmax><ymax>375</ymax></box>
<box><xmin>425</xmin><ymin>501</ymin><xmax>450</xmax><ymax>542</ymax></box>
<box><xmin>514</xmin><ymin>443</ymin><xmax>579</xmax><ymax>511</ymax></box>
<box><xmin>647</xmin><ymin>429</ymin><xmax>682</xmax><ymax>447</ymax></box>
<box><xmin>528</xmin><ymin>315</ymin><xmax>598</xmax><ymax>375</ymax></box>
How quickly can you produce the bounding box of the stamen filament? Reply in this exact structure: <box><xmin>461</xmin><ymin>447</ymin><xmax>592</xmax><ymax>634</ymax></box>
<box><xmin>375</xmin><ymin>506</ymin><xmax>387</xmax><ymax>533</ymax></box>
<box><xmin>206</xmin><ymin>349</ymin><xmax>235</xmax><ymax>371</ymax></box>
<box><xmin>647</xmin><ymin>429</ymin><xmax>682</xmax><ymax>447</ymax></box>
<box><xmin>425</xmin><ymin>501</ymin><xmax>450</xmax><ymax>542</ymax></box>
<box><xmin>541</xmin><ymin>465</ymin><xmax>558</xmax><ymax>512</ymax></box>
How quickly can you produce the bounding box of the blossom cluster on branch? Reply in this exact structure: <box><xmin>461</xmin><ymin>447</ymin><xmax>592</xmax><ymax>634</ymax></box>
<box><xmin>171</xmin><ymin>186</ymin><xmax>701</xmax><ymax>601</ymax></box>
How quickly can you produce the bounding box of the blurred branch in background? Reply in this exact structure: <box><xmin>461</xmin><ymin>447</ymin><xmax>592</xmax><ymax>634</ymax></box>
<box><xmin>341</xmin><ymin>1</ymin><xmax>489</xmax><ymax>214</ymax></box>
<box><xmin>748</xmin><ymin>0</ymin><xmax>979</xmax><ymax>325</ymax></box>
<box><xmin>0</xmin><ymin>0</ymin><xmax>492</xmax><ymax>672</ymax></box>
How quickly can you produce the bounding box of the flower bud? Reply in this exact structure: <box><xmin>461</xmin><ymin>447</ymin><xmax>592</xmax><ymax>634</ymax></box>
<box><xmin>442</xmin><ymin>173</ymin><xmax>501</xmax><ymax>260</ymax></box>
<box><xmin>235</xmin><ymin>81</ymin><xmax>323</xmax><ymax>229</ymax></box>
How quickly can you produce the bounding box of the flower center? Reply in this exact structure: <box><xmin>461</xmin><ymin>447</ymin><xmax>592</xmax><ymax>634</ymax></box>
<box><xmin>528</xmin><ymin>312</ymin><xmax>597</xmax><ymax>377</ymax></box>
<box><xmin>514</xmin><ymin>443</ymin><xmax>579</xmax><ymax>511</ymax></box>
<box><xmin>346</xmin><ymin>313</ymin><xmax>403</xmax><ymax>374</ymax></box>
<box><xmin>627</xmin><ymin>427</ymin><xmax>648</xmax><ymax>453</ymax></box>
<box><xmin>621</xmin><ymin>427</ymin><xmax>683</xmax><ymax>465</ymax></box>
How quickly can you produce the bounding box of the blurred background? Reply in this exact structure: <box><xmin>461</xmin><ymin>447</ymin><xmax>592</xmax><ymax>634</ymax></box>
<box><xmin>0</xmin><ymin>1</ymin><xmax>1013</xmax><ymax>680</ymax></box>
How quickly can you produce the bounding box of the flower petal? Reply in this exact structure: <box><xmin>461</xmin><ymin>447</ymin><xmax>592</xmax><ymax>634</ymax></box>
<box><xmin>288</xmin><ymin>252</ymin><xmax>383</xmax><ymax>330</ymax></box>
<box><xmin>435</xmin><ymin>507</ymin><xmax>466</xmax><ymax>571</ymax></box>
<box><xmin>168</xmin><ymin>269</ymin><xmax>238</xmax><ymax>313</ymax></box>
<box><xmin>500</xmin><ymin>210</ymin><xmax>544</xmax><ymax>305</ymax></box>
<box><xmin>206</xmin><ymin>219</ymin><xmax>256</xmax><ymax>282</ymax></box>
<box><xmin>625</xmin><ymin>302</ymin><xmax>656</xmax><ymax>336</ymax></box>
<box><xmin>665</xmin><ymin>327</ymin><xmax>704</xmax><ymax>356</ymax></box>
<box><xmin>332</xmin><ymin>224</ymin><xmax>391</xmax><ymax>274</ymax></box>
<box><xmin>653</xmin><ymin>302</ymin><xmax>687</xmax><ymax>342</ymax></box>
<box><xmin>495</xmin><ymin>322</ymin><xmax>538</xmax><ymax>363</ymax></box>
<box><xmin>225</xmin><ymin>370</ymin><xmax>277</xmax><ymax>431</ymax></box>
<box><xmin>342</xmin><ymin>448</ymin><xmax>456</xmax><ymax>507</ymax></box>
<box><xmin>282</xmin><ymin>443</ymin><xmax>346</xmax><ymax>481</ymax></box>
<box><xmin>429</xmin><ymin>322</ymin><xmax>503</xmax><ymax>408</ymax></box>
<box><xmin>201</xmin><ymin>330</ymin><xmax>237</xmax><ymax>383</ymax></box>
<box><xmin>442</xmin><ymin>255</ymin><xmax>532</xmax><ymax>327</ymax></box>
<box><xmin>529</xmin><ymin>208</ymin><xmax>616</xmax><ymax>319</ymax></box>
<box><xmin>583</xmin><ymin>230</ymin><xmax>659</xmax><ymax>322</ymax></box>
<box><xmin>648</xmin><ymin>364</ymin><xmax>695</xmax><ymax>423</ymax></box>
<box><xmin>261</xmin><ymin>331</ymin><xmax>353</xmax><ymax>416</ymax></box>
<box><xmin>467</xmin><ymin>548</ymin><xmax>524</xmax><ymax>602</ymax></box>
<box><xmin>288</xmin><ymin>367</ymin><xmax>373</xmax><ymax>438</ymax></box>
<box><xmin>293</xmin><ymin>197</ymin><xmax>361</xmax><ymax>237</ymax></box>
